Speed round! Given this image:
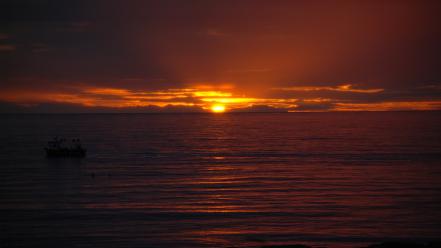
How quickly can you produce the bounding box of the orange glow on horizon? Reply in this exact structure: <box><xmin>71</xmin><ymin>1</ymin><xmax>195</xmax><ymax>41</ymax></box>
<box><xmin>1</xmin><ymin>85</ymin><xmax>440</xmax><ymax>112</ymax></box>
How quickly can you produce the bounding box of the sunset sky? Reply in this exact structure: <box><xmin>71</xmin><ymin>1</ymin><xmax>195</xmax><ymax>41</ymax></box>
<box><xmin>1</xmin><ymin>0</ymin><xmax>441</xmax><ymax>112</ymax></box>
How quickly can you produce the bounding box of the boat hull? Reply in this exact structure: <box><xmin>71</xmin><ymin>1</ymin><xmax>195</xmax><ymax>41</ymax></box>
<box><xmin>45</xmin><ymin>148</ymin><xmax>87</xmax><ymax>158</ymax></box>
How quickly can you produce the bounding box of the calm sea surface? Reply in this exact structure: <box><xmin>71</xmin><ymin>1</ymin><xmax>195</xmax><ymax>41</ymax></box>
<box><xmin>1</xmin><ymin>112</ymin><xmax>441</xmax><ymax>248</ymax></box>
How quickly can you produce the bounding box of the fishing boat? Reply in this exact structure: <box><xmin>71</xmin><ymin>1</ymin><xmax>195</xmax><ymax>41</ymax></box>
<box><xmin>45</xmin><ymin>137</ymin><xmax>86</xmax><ymax>158</ymax></box>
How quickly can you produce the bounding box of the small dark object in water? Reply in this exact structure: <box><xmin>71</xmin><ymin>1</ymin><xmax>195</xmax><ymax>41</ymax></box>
<box><xmin>45</xmin><ymin>137</ymin><xmax>86</xmax><ymax>158</ymax></box>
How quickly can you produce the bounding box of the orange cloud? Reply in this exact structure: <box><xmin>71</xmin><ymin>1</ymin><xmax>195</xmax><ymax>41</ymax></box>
<box><xmin>334</xmin><ymin>101</ymin><xmax>441</xmax><ymax>111</ymax></box>
<box><xmin>193</xmin><ymin>91</ymin><xmax>232</xmax><ymax>97</ymax></box>
<box><xmin>273</xmin><ymin>84</ymin><xmax>384</xmax><ymax>93</ymax></box>
<box><xmin>83</xmin><ymin>87</ymin><xmax>131</xmax><ymax>96</ymax></box>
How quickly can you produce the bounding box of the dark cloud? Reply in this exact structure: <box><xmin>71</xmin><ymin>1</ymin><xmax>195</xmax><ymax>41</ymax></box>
<box><xmin>0</xmin><ymin>101</ymin><xmax>205</xmax><ymax>114</ymax></box>
<box><xmin>292</xmin><ymin>100</ymin><xmax>335</xmax><ymax>112</ymax></box>
<box><xmin>0</xmin><ymin>33</ymin><xmax>10</xmax><ymax>40</ymax></box>
<box><xmin>0</xmin><ymin>44</ymin><xmax>15</xmax><ymax>51</ymax></box>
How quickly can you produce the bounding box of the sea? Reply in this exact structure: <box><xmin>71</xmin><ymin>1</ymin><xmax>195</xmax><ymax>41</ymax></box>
<box><xmin>1</xmin><ymin>112</ymin><xmax>441</xmax><ymax>248</ymax></box>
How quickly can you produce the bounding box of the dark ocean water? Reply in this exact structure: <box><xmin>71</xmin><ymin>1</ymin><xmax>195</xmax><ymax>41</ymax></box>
<box><xmin>1</xmin><ymin>112</ymin><xmax>441</xmax><ymax>248</ymax></box>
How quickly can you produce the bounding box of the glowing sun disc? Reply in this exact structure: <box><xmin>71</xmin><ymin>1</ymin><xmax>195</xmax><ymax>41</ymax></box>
<box><xmin>211</xmin><ymin>104</ymin><xmax>226</xmax><ymax>113</ymax></box>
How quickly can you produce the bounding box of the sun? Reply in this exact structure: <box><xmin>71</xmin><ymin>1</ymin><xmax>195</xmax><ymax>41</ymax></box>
<box><xmin>211</xmin><ymin>104</ymin><xmax>226</xmax><ymax>113</ymax></box>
